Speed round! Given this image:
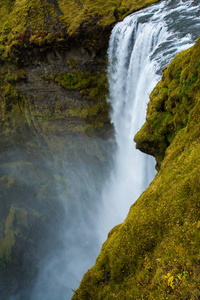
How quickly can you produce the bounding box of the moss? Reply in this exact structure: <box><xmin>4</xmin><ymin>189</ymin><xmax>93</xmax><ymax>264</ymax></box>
<box><xmin>58</xmin><ymin>0</ymin><xmax>160</xmax><ymax>32</ymax></box>
<box><xmin>54</xmin><ymin>63</ymin><xmax>108</xmax><ymax>102</ymax></box>
<box><xmin>0</xmin><ymin>0</ymin><xmax>160</xmax><ymax>60</ymax></box>
<box><xmin>0</xmin><ymin>175</ymin><xmax>14</xmax><ymax>189</ymax></box>
<box><xmin>4</xmin><ymin>66</ymin><xmax>26</xmax><ymax>84</ymax></box>
<box><xmin>0</xmin><ymin>205</ymin><xmax>43</xmax><ymax>266</ymax></box>
<box><xmin>134</xmin><ymin>37</ymin><xmax>200</xmax><ymax>169</ymax></box>
<box><xmin>72</xmin><ymin>38</ymin><xmax>200</xmax><ymax>300</ymax></box>
<box><xmin>1</xmin><ymin>86</ymin><xmax>33</xmax><ymax>137</ymax></box>
<box><xmin>0</xmin><ymin>60</ymin><xmax>109</xmax><ymax>137</ymax></box>
<box><xmin>44</xmin><ymin>60</ymin><xmax>110</xmax><ymax>133</ymax></box>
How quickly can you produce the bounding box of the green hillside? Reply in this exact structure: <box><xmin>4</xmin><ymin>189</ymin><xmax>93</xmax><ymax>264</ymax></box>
<box><xmin>0</xmin><ymin>0</ymin><xmax>159</xmax><ymax>60</ymax></box>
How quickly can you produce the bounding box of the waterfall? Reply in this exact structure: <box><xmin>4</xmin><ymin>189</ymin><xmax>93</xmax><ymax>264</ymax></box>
<box><xmin>11</xmin><ymin>1</ymin><xmax>200</xmax><ymax>299</ymax></box>
<box><xmin>97</xmin><ymin>0</ymin><xmax>200</xmax><ymax>243</ymax></box>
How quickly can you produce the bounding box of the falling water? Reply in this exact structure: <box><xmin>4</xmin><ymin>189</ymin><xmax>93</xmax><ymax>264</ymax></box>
<box><xmin>97</xmin><ymin>0</ymin><xmax>200</xmax><ymax>243</ymax></box>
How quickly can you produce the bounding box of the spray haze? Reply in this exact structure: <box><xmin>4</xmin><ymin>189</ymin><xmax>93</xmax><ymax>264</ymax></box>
<box><xmin>29</xmin><ymin>135</ymin><xmax>111</xmax><ymax>300</ymax></box>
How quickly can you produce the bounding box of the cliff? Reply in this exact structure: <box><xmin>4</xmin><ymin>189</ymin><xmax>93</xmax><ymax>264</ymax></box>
<box><xmin>0</xmin><ymin>0</ymin><xmax>160</xmax><ymax>140</ymax></box>
<box><xmin>72</xmin><ymin>37</ymin><xmax>200</xmax><ymax>299</ymax></box>
<box><xmin>0</xmin><ymin>0</ymin><xmax>159</xmax><ymax>57</ymax></box>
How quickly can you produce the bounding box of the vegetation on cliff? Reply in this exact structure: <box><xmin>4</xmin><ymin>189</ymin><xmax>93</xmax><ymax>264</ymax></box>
<box><xmin>72</xmin><ymin>37</ymin><xmax>200</xmax><ymax>300</ymax></box>
<box><xmin>0</xmin><ymin>0</ymin><xmax>160</xmax><ymax>138</ymax></box>
<box><xmin>135</xmin><ymin>37</ymin><xmax>200</xmax><ymax>169</ymax></box>
<box><xmin>0</xmin><ymin>59</ymin><xmax>110</xmax><ymax>140</ymax></box>
<box><xmin>0</xmin><ymin>0</ymin><xmax>159</xmax><ymax>61</ymax></box>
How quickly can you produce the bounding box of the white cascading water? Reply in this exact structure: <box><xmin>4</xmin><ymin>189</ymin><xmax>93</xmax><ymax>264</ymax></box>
<box><xmin>98</xmin><ymin>0</ymin><xmax>200</xmax><ymax>243</ymax></box>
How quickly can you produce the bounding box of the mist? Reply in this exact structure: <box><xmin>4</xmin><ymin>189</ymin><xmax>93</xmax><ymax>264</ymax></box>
<box><xmin>0</xmin><ymin>132</ymin><xmax>114</xmax><ymax>300</ymax></box>
<box><xmin>29</xmin><ymin>134</ymin><xmax>114</xmax><ymax>300</ymax></box>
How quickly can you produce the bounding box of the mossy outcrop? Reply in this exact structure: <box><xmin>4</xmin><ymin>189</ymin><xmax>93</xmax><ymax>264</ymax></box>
<box><xmin>0</xmin><ymin>0</ymin><xmax>160</xmax><ymax>62</ymax></box>
<box><xmin>0</xmin><ymin>0</ymin><xmax>160</xmax><ymax>139</ymax></box>
<box><xmin>0</xmin><ymin>57</ymin><xmax>110</xmax><ymax>140</ymax></box>
<box><xmin>135</xmin><ymin>37</ymin><xmax>200</xmax><ymax>169</ymax></box>
<box><xmin>72</xmin><ymin>37</ymin><xmax>200</xmax><ymax>299</ymax></box>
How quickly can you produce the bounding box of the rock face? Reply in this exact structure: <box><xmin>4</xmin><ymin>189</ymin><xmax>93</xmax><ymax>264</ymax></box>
<box><xmin>72</xmin><ymin>37</ymin><xmax>200</xmax><ymax>299</ymax></box>
<box><xmin>0</xmin><ymin>50</ymin><xmax>110</xmax><ymax>297</ymax></box>
<box><xmin>0</xmin><ymin>0</ymin><xmax>161</xmax><ymax>138</ymax></box>
<box><xmin>0</xmin><ymin>47</ymin><xmax>110</xmax><ymax>138</ymax></box>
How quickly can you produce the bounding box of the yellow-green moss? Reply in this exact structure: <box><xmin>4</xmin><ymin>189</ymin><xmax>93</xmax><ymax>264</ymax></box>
<box><xmin>0</xmin><ymin>1</ymin><xmax>64</xmax><ymax>61</ymax></box>
<box><xmin>0</xmin><ymin>0</ymin><xmax>160</xmax><ymax>59</ymax></box>
<box><xmin>134</xmin><ymin>37</ymin><xmax>200</xmax><ymax>169</ymax></box>
<box><xmin>44</xmin><ymin>60</ymin><xmax>110</xmax><ymax>132</ymax></box>
<box><xmin>0</xmin><ymin>83</ymin><xmax>34</xmax><ymax>138</ymax></box>
<box><xmin>0</xmin><ymin>62</ymin><xmax>109</xmax><ymax>136</ymax></box>
<box><xmin>0</xmin><ymin>205</ymin><xmax>42</xmax><ymax>266</ymax></box>
<box><xmin>72</xmin><ymin>38</ymin><xmax>200</xmax><ymax>300</ymax></box>
<box><xmin>59</xmin><ymin>0</ymin><xmax>160</xmax><ymax>33</ymax></box>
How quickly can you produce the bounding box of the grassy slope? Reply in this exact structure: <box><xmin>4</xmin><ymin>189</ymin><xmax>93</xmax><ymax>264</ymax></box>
<box><xmin>58</xmin><ymin>0</ymin><xmax>160</xmax><ymax>32</ymax></box>
<box><xmin>0</xmin><ymin>0</ymin><xmax>159</xmax><ymax>58</ymax></box>
<box><xmin>72</xmin><ymin>38</ymin><xmax>200</xmax><ymax>300</ymax></box>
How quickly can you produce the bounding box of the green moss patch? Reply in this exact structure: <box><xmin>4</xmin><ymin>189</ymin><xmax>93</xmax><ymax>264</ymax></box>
<box><xmin>0</xmin><ymin>205</ymin><xmax>43</xmax><ymax>266</ymax></box>
<box><xmin>134</xmin><ymin>37</ymin><xmax>200</xmax><ymax>169</ymax></box>
<box><xmin>43</xmin><ymin>60</ymin><xmax>110</xmax><ymax>133</ymax></box>
<box><xmin>0</xmin><ymin>0</ymin><xmax>160</xmax><ymax>60</ymax></box>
